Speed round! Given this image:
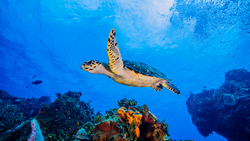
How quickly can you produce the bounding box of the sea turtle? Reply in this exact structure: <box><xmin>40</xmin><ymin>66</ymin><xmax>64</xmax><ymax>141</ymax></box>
<box><xmin>80</xmin><ymin>28</ymin><xmax>180</xmax><ymax>95</ymax></box>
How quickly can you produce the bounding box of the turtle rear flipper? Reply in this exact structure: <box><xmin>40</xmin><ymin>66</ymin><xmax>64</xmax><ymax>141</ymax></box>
<box><xmin>161</xmin><ymin>81</ymin><xmax>181</xmax><ymax>95</ymax></box>
<box><xmin>107</xmin><ymin>28</ymin><xmax>125</xmax><ymax>75</ymax></box>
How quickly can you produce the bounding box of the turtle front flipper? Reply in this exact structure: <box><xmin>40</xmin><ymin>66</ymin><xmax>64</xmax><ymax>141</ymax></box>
<box><xmin>161</xmin><ymin>80</ymin><xmax>181</xmax><ymax>95</ymax></box>
<box><xmin>107</xmin><ymin>28</ymin><xmax>124</xmax><ymax>75</ymax></box>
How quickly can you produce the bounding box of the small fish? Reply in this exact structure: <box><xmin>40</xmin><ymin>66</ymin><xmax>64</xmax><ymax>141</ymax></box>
<box><xmin>26</xmin><ymin>86</ymin><xmax>28</xmax><ymax>88</ymax></box>
<box><xmin>32</xmin><ymin>75</ymin><xmax>36</xmax><ymax>78</ymax></box>
<box><xmin>32</xmin><ymin>80</ymin><xmax>43</xmax><ymax>85</ymax></box>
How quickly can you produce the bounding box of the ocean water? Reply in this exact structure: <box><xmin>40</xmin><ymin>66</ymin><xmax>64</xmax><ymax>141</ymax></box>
<box><xmin>0</xmin><ymin>0</ymin><xmax>249</xmax><ymax>140</ymax></box>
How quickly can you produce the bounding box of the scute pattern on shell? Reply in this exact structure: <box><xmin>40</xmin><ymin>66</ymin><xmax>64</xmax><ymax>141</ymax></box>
<box><xmin>123</xmin><ymin>60</ymin><xmax>168</xmax><ymax>79</ymax></box>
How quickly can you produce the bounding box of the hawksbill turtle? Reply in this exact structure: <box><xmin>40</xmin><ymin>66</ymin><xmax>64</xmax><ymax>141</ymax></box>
<box><xmin>80</xmin><ymin>28</ymin><xmax>180</xmax><ymax>95</ymax></box>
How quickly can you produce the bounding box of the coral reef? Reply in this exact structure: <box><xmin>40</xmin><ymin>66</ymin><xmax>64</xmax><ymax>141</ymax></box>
<box><xmin>91</xmin><ymin>98</ymin><xmax>170</xmax><ymax>141</ymax></box>
<box><xmin>0</xmin><ymin>91</ymin><xmax>175</xmax><ymax>141</ymax></box>
<box><xmin>0</xmin><ymin>89</ymin><xmax>50</xmax><ymax>133</ymax></box>
<box><xmin>0</xmin><ymin>90</ymin><xmax>98</xmax><ymax>141</ymax></box>
<box><xmin>186</xmin><ymin>69</ymin><xmax>250</xmax><ymax>141</ymax></box>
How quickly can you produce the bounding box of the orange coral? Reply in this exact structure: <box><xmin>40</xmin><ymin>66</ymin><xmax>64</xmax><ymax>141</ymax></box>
<box><xmin>134</xmin><ymin>126</ymin><xmax>140</xmax><ymax>138</ymax></box>
<box><xmin>117</xmin><ymin>107</ymin><xmax>143</xmax><ymax>138</ymax></box>
<box><xmin>154</xmin><ymin>124</ymin><xmax>157</xmax><ymax>129</ymax></box>
<box><xmin>117</xmin><ymin>107</ymin><xmax>126</xmax><ymax>119</ymax></box>
<box><xmin>117</xmin><ymin>107</ymin><xmax>142</xmax><ymax>126</ymax></box>
<box><xmin>92</xmin><ymin>104</ymin><xmax>170</xmax><ymax>141</ymax></box>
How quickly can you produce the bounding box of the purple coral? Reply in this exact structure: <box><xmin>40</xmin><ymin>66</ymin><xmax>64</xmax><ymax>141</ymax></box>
<box><xmin>28</xmin><ymin>119</ymin><xmax>44</xmax><ymax>141</ymax></box>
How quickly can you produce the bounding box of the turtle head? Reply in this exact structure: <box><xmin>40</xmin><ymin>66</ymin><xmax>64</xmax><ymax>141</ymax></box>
<box><xmin>80</xmin><ymin>60</ymin><xmax>104</xmax><ymax>74</ymax></box>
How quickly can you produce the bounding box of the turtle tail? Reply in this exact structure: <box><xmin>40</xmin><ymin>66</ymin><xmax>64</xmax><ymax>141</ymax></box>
<box><xmin>162</xmin><ymin>81</ymin><xmax>181</xmax><ymax>95</ymax></box>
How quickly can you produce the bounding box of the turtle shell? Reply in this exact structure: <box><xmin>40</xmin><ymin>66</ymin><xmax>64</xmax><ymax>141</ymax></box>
<box><xmin>123</xmin><ymin>60</ymin><xmax>168</xmax><ymax>79</ymax></box>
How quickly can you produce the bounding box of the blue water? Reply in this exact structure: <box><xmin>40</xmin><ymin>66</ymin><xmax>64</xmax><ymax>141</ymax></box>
<box><xmin>0</xmin><ymin>0</ymin><xmax>249</xmax><ymax>140</ymax></box>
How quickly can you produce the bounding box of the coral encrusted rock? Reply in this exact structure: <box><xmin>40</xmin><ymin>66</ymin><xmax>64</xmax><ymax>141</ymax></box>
<box><xmin>91</xmin><ymin>98</ymin><xmax>170</xmax><ymax>141</ymax></box>
<box><xmin>186</xmin><ymin>69</ymin><xmax>250</xmax><ymax>141</ymax></box>
<box><xmin>0</xmin><ymin>90</ymin><xmax>99</xmax><ymax>141</ymax></box>
<box><xmin>0</xmin><ymin>90</ymin><xmax>50</xmax><ymax>135</ymax></box>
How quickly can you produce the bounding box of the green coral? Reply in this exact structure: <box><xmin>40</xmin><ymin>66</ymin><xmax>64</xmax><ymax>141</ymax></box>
<box><xmin>118</xmin><ymin>98</ymin><xmax>137</xmax><ymax>108</ymax></box>
<box><xmin>162</xmin><ymin>118</ymin><xmax>170</xmax><ymax>136</ymax></box>
<box><xmin>94</xmin><ymin>115</ymin><xmax>101</xmax><ymax>123</ymax></box>
<box><xmin>83</xmin><ymin>122</ymin><xmax>95</xmax><ymax>138</ymax></box>
<box><xmin>120</xmin><ymin>119</ymin><xmax>138</xmax><ymax>141</ymax></box>
<box><xmin>105</xmin><ymin>108</ymin><xmax>118</xmax><ymax>117</ymax></box>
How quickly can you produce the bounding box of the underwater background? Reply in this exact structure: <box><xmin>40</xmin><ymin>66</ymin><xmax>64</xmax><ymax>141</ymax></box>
<box><xmin>0</xmin><ymin>0</ymin><xmax>249</xmax><ymax>140</ymax></box>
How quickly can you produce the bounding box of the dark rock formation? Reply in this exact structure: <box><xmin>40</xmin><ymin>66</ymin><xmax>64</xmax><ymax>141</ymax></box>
<box><xmin>186</xmin><ymin>69</ymin><xmax>250</xmax><ymax>141</ymax></box>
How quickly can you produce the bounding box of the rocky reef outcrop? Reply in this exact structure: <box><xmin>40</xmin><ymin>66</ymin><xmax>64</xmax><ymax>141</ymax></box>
<box><xmin>0</xmin><ymin>90</ymin><xmax>98</xmax><ymax>141</ymax></box>
<box><xmin>186</xmin><ymin>69</ymin><xmax>250</xmax><ymax>141</ymax></box>
<box><xmin>0</xmin><ymin>89</ymin><xmax>50</xmax><ymax>133</ymax></box>
<box><xmin>91</xmin><ymin>98</ymin><xmax>170</xmax><ymax>141</ymax></box>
